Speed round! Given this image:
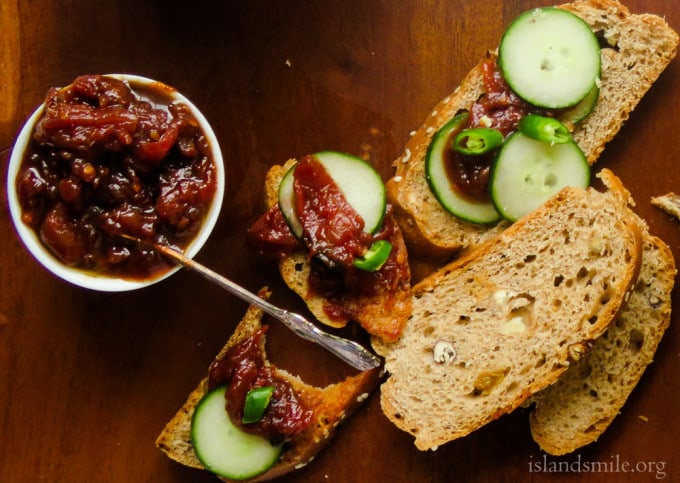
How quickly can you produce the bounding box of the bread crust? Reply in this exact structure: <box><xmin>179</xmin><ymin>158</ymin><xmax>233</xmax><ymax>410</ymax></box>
<box><xmin>374</xmin><ymin>172</ymin><xmax>644</xmax><ymax>451</ymax></box>
<box><xmin>155</xmin><ymin>289</ymin><xmax>381</xmax><ymax>481</ymax></box>
<box><xmin>388</xmin><ymin>0</ymin><xmax>679</xmax><ymax>257</ymax></box>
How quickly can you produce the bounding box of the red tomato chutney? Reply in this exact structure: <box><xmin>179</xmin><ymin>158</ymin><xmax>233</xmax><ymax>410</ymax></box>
<box><xmin>208</xmin><ymin>327</ymin><xmax>312</xmax><ymax>443</ymax></box>
<box><xmin>293</xmin><ymin>156</ymin><xmax>374</xmax><ymax>268</ymax></box>
<box><xmin>445</xmin><ymin>56</ymin><xmax>533</xmax><ymax>201</ymax></box>
<box><xmin>15</xmin><ymin>75</ymin><xmax>217</xmax><ymax>279</ymax></box>
<box><xmin>247</xmin><ymin>155</ymin><xmax>409</xmax><ymax>323</ymax></box>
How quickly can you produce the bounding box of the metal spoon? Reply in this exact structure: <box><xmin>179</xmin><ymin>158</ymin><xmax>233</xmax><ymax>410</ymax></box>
<box><xmin>125</xmin><ymin>235</ymin><xmax>381</xmax><ymax>371</ymax></box>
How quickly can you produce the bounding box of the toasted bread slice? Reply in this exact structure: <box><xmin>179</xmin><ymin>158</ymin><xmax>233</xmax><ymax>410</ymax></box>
<box><xmin>262</xmin><ymin>160</ymin><xmax>412</xmax><ymax>342</ymax></box>
<box><xmin>387</xmin><ymin>0</ymin><xmax>679</xmax><ymax>257</ymax></box>
<box><xmin>529</xmin><ymin>173</ymin><xmax>676</xmax><ymax>456</ymax></box>
<box><xmin>156</xmin><ymin>289</ymin><xmax>381</xmax><ymax>481</ymax></box>
<box><xmin>373</xmin><ymin>170</ymin><xmax>643</xmax><ymax>451</ymax></box>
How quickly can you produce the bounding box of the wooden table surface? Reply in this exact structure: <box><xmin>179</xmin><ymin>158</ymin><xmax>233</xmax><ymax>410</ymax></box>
<box><xmin>1</xmin><ymin>1</ymin><xmax>678</xmax><ymax>481</ymax></box>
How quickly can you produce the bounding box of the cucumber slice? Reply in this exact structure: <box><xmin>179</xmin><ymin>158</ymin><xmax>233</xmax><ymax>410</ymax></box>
<box><xmin>498</xmin><ymin>7</ymin><xmax>601</xmax><ymax>109</ymax></box>
<box><xmin>558</xmin><ymin>84</ymin><xmax>599</xmax><ymax>125</ymax></box>
<box><xmin>490</xmin><ymin>132</ymin><xmax>590</xmax><ymax>221</ymax></box>
<box><xmin>425</xmin><ymin>113</ymin><xmax>502</xmax><ymax>224</ymax></box>
<box><xmin>278</xmin><ymin>165</ymin><xmax>303</xmax><ymax>238</ymax></box>
<box><xmin>191</xmin><ymin>385</ymin><xmax>283</xmax><ymax>480</ymax></box>
<box><xmin>278</xmin><ymin>151</ymin><xmax>387</xmax><ymax>235</ymax></box>
<box><xmin>315</xmin><ymin>151</ymin><xmax>386</xmax><ymax>233</ymax></box>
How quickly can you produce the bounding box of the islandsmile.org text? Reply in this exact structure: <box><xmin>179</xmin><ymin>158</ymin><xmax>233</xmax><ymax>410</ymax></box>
<box><xmin>529</xmin><ymin>453</ymin><xmax>668</xmax><ymax>480</ymax></box>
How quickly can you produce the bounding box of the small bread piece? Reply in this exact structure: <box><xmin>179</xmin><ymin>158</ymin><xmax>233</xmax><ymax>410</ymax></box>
<box><xmin>263</xmin><ymin>160</ymin><xmax>412</xmax><ymax>341</ymax></box>
<box><xmin>373</xmin><ymin>170</ymin><xmax>643</xmax><ymax>451</ymax></box>
<box><xmin>651</xmin><ymin>192</ymin><xmax>680</xmax><ymax>220</ymax></box>
<box><xmin>529</xmin><ymin>174</ymin><xmax>676</xmax><ymax>456</ymax></box>
<box><xmin>388</xmin><ymin>0</ymin><xmax>679</xmax><ymax>257</ymax></box>
<box><xmin>156</xmin><ymin>289</ymin><xmax>381</xmax><ymax>481</ymax></box>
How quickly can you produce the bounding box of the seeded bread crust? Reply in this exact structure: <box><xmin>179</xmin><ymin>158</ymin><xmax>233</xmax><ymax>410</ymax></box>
<box><xmin>373</xmin><ymin>171</ymin><xmax>643</xmax><ymax>451</ymax></box>
<box><xmin>529</xmin><ymin>173</ymin><xmax>676</xmax><ymax>456</ymax></box>
<box><xmin>263</xmin><ymin>160</ymin><xmax>412</xmax><ymax>341</ymax></box>
<box><xmin>387</xmin><ymin>0</ymin><xmax>679</xmax><ymax>257</ymax></box>
<box><xmin>155</xmin><ymin>289</ymin><xmax>381</xmax><ymax>481</ymax></box>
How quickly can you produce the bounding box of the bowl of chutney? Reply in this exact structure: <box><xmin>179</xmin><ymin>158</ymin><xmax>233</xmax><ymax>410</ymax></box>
<box><xmin>6</xmin><ymin>74</ymin><xmax>225</xmax><ymax>291</ymax></box>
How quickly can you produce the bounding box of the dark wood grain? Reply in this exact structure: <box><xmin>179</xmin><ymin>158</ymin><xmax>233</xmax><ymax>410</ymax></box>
<box><xmin>1</xmin><ymin>1</ymin><xmax>678</xmax><ymax>481</ymax></box>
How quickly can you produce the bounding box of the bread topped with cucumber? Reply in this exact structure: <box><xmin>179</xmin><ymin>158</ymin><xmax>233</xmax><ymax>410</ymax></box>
<box><xmin>248</xmin><ymin>152</ymin><xmax>412</xmax><ymax>342</ymax></box>
<box><xmin>388</xmin><ymin>0</ymin><xmax>679</xmax><ymax>257</ymax></box>
<box><xmin>156</xmin><ymin>288</ymin><xmax>381</xmax><ymax>481</ymax></box>
<box><xmin>373</xmin><ymin>170</ymin><xmax>644</xmax><ymax>451</ymax></box>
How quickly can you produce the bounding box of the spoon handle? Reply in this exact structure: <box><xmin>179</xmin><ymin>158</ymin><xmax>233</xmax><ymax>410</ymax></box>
<box><xmin>147</xmin><ymin>241</ymin><xmax>381</xmax><ymax>371</ymax></box>
<box><xmin>276</xmin><ymin>310</ymin><xmax>382</xmax><ymax>371</ymax></box>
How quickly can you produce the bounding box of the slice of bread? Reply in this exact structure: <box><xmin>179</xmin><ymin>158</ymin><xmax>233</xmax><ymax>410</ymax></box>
<box><xmin>529</xmin><ymin>173</ymin><xmax>676</xmax><ymax>456</ymax></box>
<box><xmin>387</xmin><ymin>0</ymin><xmax>679</xmax><ymax>257</ymax></box>
<box><xmin>155</xmin><ymin>288</ymin><xmax>381</xmax><ymax>481</ymax></box>
<box><xmin>261</xmin><ymin>160</ymin><xmax>412</xmax><ymax>342</ymax></box>
<box><xmin>373</xmin><ymin>170</ymin><xmax>643</xmax><ymax>451</ymax></box>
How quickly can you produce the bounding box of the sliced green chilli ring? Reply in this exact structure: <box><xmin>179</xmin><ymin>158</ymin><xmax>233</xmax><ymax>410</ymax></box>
<box><xmin>191</xmin><ymin>385</ymin><xmax>283</xmax><ymax>480</ymax></box>
<box><xmin>518</xmin><ymin>114</ymin><xmax>572</xmax><ymax>144</ymax></box>
<box><xmin>353</xmin><ymin>240</ymin><xmax>392</xmax><ymax>272</ymax></box>
<box><xmin>453</xmin><ymin>127</ymin><xmax>504</xmax><ymax>156</ymax></box>
<box><xmin>425</xmin><ymin>112</ymin><xmax>502</xmax><ymax>224</ymax></box>
<box><xmin>242</xmin><ymin>386</ymin><xmax>275</xmax><ymax>424</ymax></box>
<box><xmin>498</xmin><ymin>7</ymin><xmax>601</xmax><ymax>109</ymax></box>
<box><xmin>278</xmin><ymin>151</ymin><xmax>387</xmax><ymax>236</ymax></box>
<box><xmin>490</xmin><ymin>132</ymin><xmax>590</xmax><ymax>221</ymax></box>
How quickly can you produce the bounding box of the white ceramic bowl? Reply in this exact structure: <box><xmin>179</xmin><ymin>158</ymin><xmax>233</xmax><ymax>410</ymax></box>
<box><xmin>6</xmin><ymin>74</ymin><xmax>225</xmax><ymax>291</ymax></box>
